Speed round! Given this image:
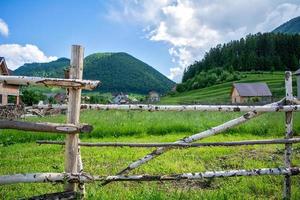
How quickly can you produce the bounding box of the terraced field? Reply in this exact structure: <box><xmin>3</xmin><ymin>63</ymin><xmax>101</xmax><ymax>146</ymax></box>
<box><xmin>160</xmin><ymin>72</ymin><xmax>295</xmax><ymax>104</ymax></box>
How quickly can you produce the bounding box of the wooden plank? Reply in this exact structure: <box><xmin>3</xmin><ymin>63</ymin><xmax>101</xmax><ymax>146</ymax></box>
<box><xmin>0</xmin><ymin>120</ymin><xmax>92</xmax><ymax>134</ymax></box>
<box><xmin>36</xmin><ymin>138</ymin><xmax>300</xmax><ymax>147</ymax></box>
<box><xmin>64</xmin><ymin>45</ymin><xmax>83</xmax><ymax>192</ymax></box>
<box><xmin>0</xmin><ymin>75</ymin><xmax>100</xmax><ymax>90</ymax></box>
<box><xmin>1</xmin><ymin>167</ymin><xmax>299</xmax><ymax>185</ymax></box>
<box><xmin>284</xmin><ymin>71</ymin><xmax>294</xmax><ymax>200</ymax></box>
<box><xmin>32</xmin><ymin>102</ymin><xmax>300</xmax><ymax>113</ymax></box>
<box><xmin>80</xmin><ymin>103</ymin><xmax>300</xmax><ymax>112</ymax></box>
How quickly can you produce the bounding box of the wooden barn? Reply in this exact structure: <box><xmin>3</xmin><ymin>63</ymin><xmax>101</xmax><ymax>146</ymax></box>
<box><xmin>0</xmin><ymin>57</ymin><xmax>20</xmax><ymax>105</ymax></box>
<box><xmin>231</xmin><ymin>83</ymin><xmax>272</xmax><ymax>104</ymax></box>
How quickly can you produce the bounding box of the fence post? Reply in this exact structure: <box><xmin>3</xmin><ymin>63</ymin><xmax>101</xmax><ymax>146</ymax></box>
<box><xmin>65</xmin><ymin>45</ymin><xmax>84</xmax><ymax>192</ymax></box>
<box><xmin>283</xmin><ymin>71</ymin><xmax>293</xmax><ymax>200</ymax></box>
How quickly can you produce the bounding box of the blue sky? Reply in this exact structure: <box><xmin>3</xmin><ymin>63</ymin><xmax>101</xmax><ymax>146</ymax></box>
<box><xmin>1</xmin><ymin>0</ymin><xmax>300</xmax><ymax>82</ymax></box>
<box><xmin>0</xmin><ymin>0</ymin><xmax>172</xmax><ymax>75</ymax></box>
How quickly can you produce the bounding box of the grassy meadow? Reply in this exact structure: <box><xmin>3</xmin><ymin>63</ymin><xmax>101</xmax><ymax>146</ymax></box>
<box><xmin>160</xmin><ymin>72</ymin><xmax>295</xmax><ymax>104</ymax></box>
<box><xmin>1</xmin><ymin>110</ymin><xmax>300</xmax><ymax>199</ymax></box>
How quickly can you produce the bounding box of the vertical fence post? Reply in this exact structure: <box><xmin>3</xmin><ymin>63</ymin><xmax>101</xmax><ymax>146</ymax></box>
<box><xmin>283</xmin><ymin>71</ymin><xmax>293</xmax><ymax>200</ymax></box>
<box><xmin>65</xmin><ymin>45</ymin><xmax>84</xmax><ymax>192</ymax></box>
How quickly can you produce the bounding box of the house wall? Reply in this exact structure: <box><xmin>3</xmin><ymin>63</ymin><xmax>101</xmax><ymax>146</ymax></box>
<box><xmin>0</xmin><ymin>83</ymin><xmax>20</xmax><ymax>105</ymax></box>
<box><xmin>231</xmin><ymin>88</ymin><xmax>242</xmax><ymax>103</ymax></box>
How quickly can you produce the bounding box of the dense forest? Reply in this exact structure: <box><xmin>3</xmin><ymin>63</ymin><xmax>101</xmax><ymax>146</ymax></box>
<box><xmin>14</xmin><ymin>52</ymin><xmax>175</xmax><ymax>94</ymax></box>
<box><xmin>182</xmin><ymin>33</ymin><xmax>300</xmax><ymax>86</ymax></box>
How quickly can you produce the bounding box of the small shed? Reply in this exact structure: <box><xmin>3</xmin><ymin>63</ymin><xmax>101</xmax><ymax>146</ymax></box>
<box><xmin>0</xmin><ymin>57</ymin><xmax>20</xmax><ymax>105</ymax></box>
<box><xmin>295</xmin><ymin>69</ymin><xmax>300</xmax><ymax>99</ymax></box>
<box><xmin>148</xmin><ymin>91</ymin><xmax>160</xmax><ymax>103</ymax></box>
<box><xmin>231</xmin><ymin>83</ymin><xmax>272</xmax><ymax>104</ymax></box>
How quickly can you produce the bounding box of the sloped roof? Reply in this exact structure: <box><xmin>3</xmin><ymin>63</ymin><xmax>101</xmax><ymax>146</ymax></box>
<box><xmin>295</xmin><ymin>68</ymin><xmax>300</xmax><ymax>75</ymax></box>
<box><xmin>233</xmin><ymin>83</ymin><xmax>272</xmax><ymax>97</ymax></box>
<box><xmin>0</xmin><ymin>57</ymin><xmax>9</xmax><ymax>75</ymax></box>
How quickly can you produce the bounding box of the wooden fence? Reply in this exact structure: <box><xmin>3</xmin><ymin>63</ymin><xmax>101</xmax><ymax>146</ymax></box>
<box><xmin>0</xmin><ymin>45</ymin><xmax>300</xmax><ymax>199</ymax></box>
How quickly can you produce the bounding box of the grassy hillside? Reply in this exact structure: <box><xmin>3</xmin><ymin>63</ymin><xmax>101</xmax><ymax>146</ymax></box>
<box><xmin>273</xmin><ymin>16</ymin><xmax>300</xmax><ymax>34</ymax></box>
<box><xmin>83</xmin><ymin>52</ymin><xmax>175</xmax><ymax>94</ymax></box>
<box><xmin>1</xmin><ymin>110</ymin><xmax>300</xmax><ymax>199</ymax></box>
<box><xmin>14</xmin><ymin>53</ymin><xmax>175</xmax><ymax>94</ymax></box>
<box><xmin>161</xmin><ymin>72</ymin><xmax>293</xmax><ymax>105</ymax></box>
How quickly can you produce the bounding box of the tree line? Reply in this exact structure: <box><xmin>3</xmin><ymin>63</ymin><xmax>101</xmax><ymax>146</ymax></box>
<box><xmin>182</xmin><ymin>33</ymin><xmax>300</xmax><ymax>84</ymax></box>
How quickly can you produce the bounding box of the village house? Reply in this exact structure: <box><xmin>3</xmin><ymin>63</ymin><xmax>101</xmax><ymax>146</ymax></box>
<box><xmin>0</xmin><ymin>57</ymin><xmax>20</xmax><ymax>105</ymax></box>
<box><xmin>148</xmin><ymin>91</ymin><xmax>160</xmax><ymax>103</ymax></box>
<box><xmin>112</xmin><ymin>93</ymin><xmax>130</xmax><ymax>104</ymax></box>
<box><xmin>231</xmin><ymin>83</ymin><xmax>272</xmax><ymax>104</ymax></box>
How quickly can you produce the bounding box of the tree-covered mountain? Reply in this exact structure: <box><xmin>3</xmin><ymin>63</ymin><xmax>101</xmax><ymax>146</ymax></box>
<box><xmin>14</xmin><ymin>52</ymin><xmax>175</xmax><ymax>94</ymax></box>
<box><xmin>273</xmin><ymin>16</ymin><xmax>300</xmax><ymax>34</ymax></box>
<box><xmin>180</xmin><ymin>33</ymin><xmax>300</xmax><ymax>92</ymax></box>
<box><xmin>14</xmin><ymin>58</ymin><xmax>70</xmax><ymax>77</ymax></box>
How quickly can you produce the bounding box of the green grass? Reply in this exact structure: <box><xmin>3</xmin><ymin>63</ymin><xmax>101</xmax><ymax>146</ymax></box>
<box><xmin>1</xmin><ymin>110</ymin><xmax>300</xmax><ymax>199</ymax></box>
<box><xmin>160</xmin><ymin>72</ymin><xmax>295</xmax><ymax>104</ymax></box>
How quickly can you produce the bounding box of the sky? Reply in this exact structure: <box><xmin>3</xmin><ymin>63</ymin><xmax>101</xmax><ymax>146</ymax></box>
<box><xmin>1</xmin><ymin>0</ymin><xmax>300</xmax><ymax>82</ymax></box>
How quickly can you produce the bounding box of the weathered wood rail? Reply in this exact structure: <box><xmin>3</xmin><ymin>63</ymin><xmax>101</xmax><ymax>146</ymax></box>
<box><xmin>0</xmin><ymin>75</ymin><xmax>100</xmax><ymax>90</ymax></box>
<box><xmin>36</xmin><ymin>137</ymin><xmax>300</xmax><ymax>147</ymax></box>
<box><xmin>1</xmin><ymin>167</ymin><xmax>299</xmax><ymax>185</ymax></box>
<box><xmin>0</xmin><ymin>45</ymin><xmax>299</xmax><ymax>200</ymax></box>
<box><xmin>0</xmin><ymin>120</ymin><xmax>92</xmax><ymax>134</ymax></box>
<box><xmin>32</xmin><ymin>103</ymin><xmax>300</xmax><ymax>112</ymax></box>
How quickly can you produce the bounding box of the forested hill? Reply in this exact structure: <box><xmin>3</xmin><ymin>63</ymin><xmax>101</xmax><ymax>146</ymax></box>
<box><xmin>14</xmin><ymin>52</ymin><xmax>175</xmax><ymax>94</ymax></box>
<box><xmin>179</xmin><ymin>33</ymin><xmax>300</xmax><ymax>92</ymax></box>
<box><xmin>273</xmin><ymin>16</ymin><xmax>300</xmax><ymax>34</ymax></box>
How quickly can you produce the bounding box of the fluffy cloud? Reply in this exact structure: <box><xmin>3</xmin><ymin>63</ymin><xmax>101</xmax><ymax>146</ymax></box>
<box><xmin>0</xmin><ymin>44</ymin><xmax>57</xmax><ymax>70</ymax></box>
<box><xmin>0</xmin><ymin>18</ymin><xmax>9</xmax><ymax>37</ymax></box>
<box><xmin>108</xmin><ymin>0</ymin><xmax>300</xmax><ymax>81</ymax></box>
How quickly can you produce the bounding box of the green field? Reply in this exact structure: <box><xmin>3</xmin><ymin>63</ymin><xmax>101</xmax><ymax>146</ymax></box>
<box><xmin>160</xmin><ymin>72</ymin><xmax>295</xmax><ymax>104</ymax></box>
<box><xmin>1</xmin><ymin>110</ymin><xmax>300</xmax><ymax>199</ymax></box>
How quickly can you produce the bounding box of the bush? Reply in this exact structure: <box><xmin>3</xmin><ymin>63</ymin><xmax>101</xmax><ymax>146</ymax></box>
<box><xmin>21</xmin><ymin>89</ymin><xmax>46</xmax><ymax>106</ymax></box>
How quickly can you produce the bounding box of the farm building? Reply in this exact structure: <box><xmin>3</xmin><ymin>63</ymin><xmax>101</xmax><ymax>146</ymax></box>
<box><xmin>231</xmin><ymin>83</ymin><xmax>272</xmax><ymax>104</ymax></box>
<box><xmin>112</xmin><ymin>93</ymin><xmax>130</xmax><ymax>104</ymax></box>
<box><xmin>0</xmin><ymin>57</ymin><xmax>20</xmax><ymax>105</ymax></box>
<box><xmin>148</xmin><ymin>91</ymin><xmax>160</xmax><ymax>103</ymax></box>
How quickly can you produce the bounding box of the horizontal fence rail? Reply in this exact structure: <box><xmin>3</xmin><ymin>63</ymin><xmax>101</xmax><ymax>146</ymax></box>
<box><xmin>36</xmin><ymin>138</ymin><xmax>300</xmax><ymax>148</ymax></box>
<box><xmin>0</xmin><ymin>75</ymin><xmax>100</xmax><ymax>90</ymax></box>
<box><xmin>31</xmin><ymin>103</ymin><xmax>300</xmax><ymax>113</ymax></box>
<box><xmin>0</xmin><ymin>120</ymin><xmax>93</xmax><ymax>134</ymax></box>
<box><xmin>1</xmin><ymin>167</ymin><xmax>299</xmax><ymax>185</ymax></box>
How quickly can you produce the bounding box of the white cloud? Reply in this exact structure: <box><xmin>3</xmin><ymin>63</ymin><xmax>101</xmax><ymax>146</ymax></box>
<box><xmin>0</xmin><ymin>44</ymin><xmax>57</xmax><ymax>70</ymax></box>
<box><xmin>108</xmin><ymin>0</ymin><xmax>300</xmax><ymax>81</ymax></box>
<box><xmin>255</xmin><ymin>3</ymin><xmax>300</xmax><ymax>32</ymax></box>
<box><xmin>0</xmin><ymin>18</ymin><xmax>9</xmax><ymax>37</ymax></box>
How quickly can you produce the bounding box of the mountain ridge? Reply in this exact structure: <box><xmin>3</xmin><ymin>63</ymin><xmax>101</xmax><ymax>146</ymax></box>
<box><xmin>273</xmin><ymin>16</ymin><xmax>300</xmax><ymax>34</ymax></box>
<box><xmin>13</xmin><ymin>52</ymin><xmax>175</xmax><ymax>94</ymax></box>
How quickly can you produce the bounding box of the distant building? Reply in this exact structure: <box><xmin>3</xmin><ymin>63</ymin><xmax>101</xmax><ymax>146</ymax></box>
<box><xmin>54</xmin><ymin>93</ymin><xmax>67</xmax><ymax>104</ymax></box>
<box><xmin>148</xmin><ymin>91</ymin><xmax>160</xmax><ymax>103</ymax></box>
<box><xmin>112</xmin><ymin>93</ymin><xmax>129</xmax><ymax>104</ymax></box>
<box><xmin>231</xmin><ymin>83</ymin><xmax>272</xmax><ymax>104</ymax></box>
<box><xmin>0</xmin><ymin>57</ymin><xmax>20</xmax><ymax>105</ymax></box>
<box><xmin>295</xmin><ymin>69</ymin><xmax>300</xmax><ymax>99</ymax></box>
